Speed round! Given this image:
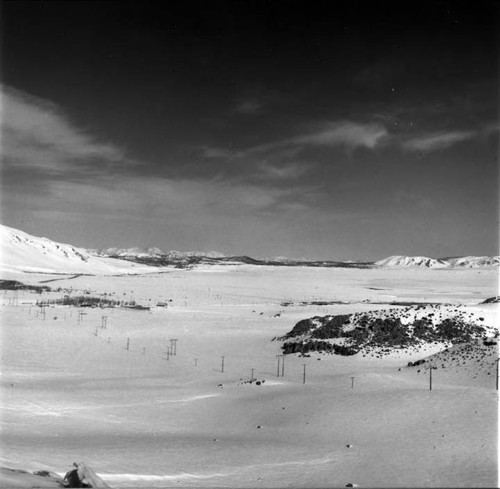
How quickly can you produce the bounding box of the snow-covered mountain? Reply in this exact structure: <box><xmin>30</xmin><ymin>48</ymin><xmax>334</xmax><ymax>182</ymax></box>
<box><xmin>91</xmin><ymin>247</ymin><xmax>226</xmax><ymax>260</ymax></box>
<box><xmin>446</xmin><ymin>256</ymin><xmax>500</xmax><ymax>268</ymax></box>
<box><xmin>89</xmin><ymin>247</ymin><xmax>165</xmax><ymax>259</ymax></box>
<box><xmin>375</xmin><ymin>255</ymin><xmax>500</xmax><ymax>269</ymax></box>
<box><xmin>375</xmin><ymin>255</ymin><xmax>450</xmax><ymax>268</ymax></box>
<box><xmin>0</xmin><ymin>224</ymin><xmax>159</xmax><ymax>275</ymax></box>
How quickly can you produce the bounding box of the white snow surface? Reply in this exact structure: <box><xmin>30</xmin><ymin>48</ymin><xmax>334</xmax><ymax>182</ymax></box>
<box><xmin>1</xmin><ymin>263</ymin><xmax>499</xmax><ymax>488</ymax></box>
<box><xmin>0</xmin><ymin>224</ymin><xmax>162</xmax><ymax>275</ymax></box>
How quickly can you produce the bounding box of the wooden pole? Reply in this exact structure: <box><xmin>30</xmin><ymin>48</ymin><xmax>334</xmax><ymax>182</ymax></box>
<box><xmin>276</xmin><ymin>355</ymin><xmax>281</xmax><ymax>377</ymax></box>
<box><xmin>126</xmin><ymin>338</ymin><xmax>130</xmax><ymax>350</ymax></box>
<box><xmin>281</xmin><ymin>354</ymin><xmax>285</xmax><ymax>377</ymax></box>
<box><xmin>351</xmin><ymin>376</ymin><xmax>355</xmax><ymax>389</ymax></box>
<box><xmin>496</xmin><ymin>358</ymin><xmax>499</xmax><ymax>391</ymax></box>
<box><xmin>221</xmin><ymin>356</ymin><xmax>225</xmax><ymax>373</ymax></box>
<box><xmin>429</xmin><ymin>366</ymin><xmax>432</xmax><ymax>391</ymax></box>
<box><xmin>251</xmin><ymin>368</ymin><xmax>255</xmax><ymax>380</ymax></box>
<box><xmin>303</xmin><ymin>364</ymin><xmax>306</xmax><ymax>384</ymax></box>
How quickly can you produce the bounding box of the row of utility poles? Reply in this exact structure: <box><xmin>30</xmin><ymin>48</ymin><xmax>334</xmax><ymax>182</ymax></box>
<box><xmin>86</xmin><ymin>313</ymin><xmax>500</xmax><ymax>392</ymax></box>
<box><xmin>49</xmin><ymin>307</ymin><xmax>500</xmax><ymax>391</ymax></box>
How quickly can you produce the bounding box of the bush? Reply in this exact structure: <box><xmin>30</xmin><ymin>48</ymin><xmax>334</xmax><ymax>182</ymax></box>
<box><xmin>311</xmin><ymin>315</ymin><xmax>351</xmax><ymax>339</ymax></box>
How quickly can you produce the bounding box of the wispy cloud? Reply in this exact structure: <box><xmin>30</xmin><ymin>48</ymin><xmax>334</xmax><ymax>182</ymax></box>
<box><xmin>0</xmin><ymin>85</ymin><xmax>126</xmax><ymax>175</ymax></box>
<box><xmin>481</xmin><ymin>122</ymin><xmax>499</xmax><ymax>137</ymax></box>
<box><xmin>10</xmin><ymin>174</ymin><xmax>307</xmax><ymax>221</ymax></box>
<box><xmin>245</xmin><ymin>121</ymin><xmax>388</xmax><ymax>155</ymax></box>
<box><xmin>196</xmin><ymin>120</ymin><xmax>388</xmax><ymax>182</ymax></box>
<box><xmin>258</xmin><ymin>161</ymin><xmax>312</xmax><ymax>180</ymax></box>
<box><xmin>294</xmin><ymin>121</ymin><xmax>387</xmax><ymax>149</ymax></box>
<box><xmin>199</xmin><ymin>120</ymin><xmax>387</xmax><ymax>161</ymax></box>
<box><xmin>196</xmin><ymin>146</ymin><xmax>233</xmax><ymax>159</ymax></box>
<box><xmin>402</xmin><ymin>130</ymin><xmax>477</xmax><ymax>152</ymax></box>
<box><xmin>233</xmin><ymin>98</ymin><xmax>264</xmax><ymax>115</ymax></box>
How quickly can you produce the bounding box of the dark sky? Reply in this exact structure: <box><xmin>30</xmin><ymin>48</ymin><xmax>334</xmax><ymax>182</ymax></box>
<box><xmin>1</xmin><ymin>0</ymin><xmax>498</xmax><ymax>260</ymax></box>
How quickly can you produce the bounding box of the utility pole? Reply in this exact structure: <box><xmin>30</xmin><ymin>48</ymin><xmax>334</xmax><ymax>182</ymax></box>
<box><xmin>126</xmin><ymin>338</ymin><xmax>130</xmax><ymax>351</ymax></box>
<box><xmin>251</xmin><ymin>368</ymin><xmax>255</xmax><ymax>381</ymax></box>
<box><xmin>221</xmin><ymin>356</ymin><xmax>225</xmax><ymax>373</ymax></box>
<box><xmin>496</xmin><ymin>358</ymin><xmax>499</xmax><ymax>391</ymax></box>
<box><xmin>351</xmin><ymin>376</ymin><xmax>355</xmax><ymax>389</ymax></box>
<box><xmin>276</xmin><ymin>354</ymin><xmax>284</xmax><ymax>377</ymax></box>
<box><xmin>281</xmin><ymin>354</ymin><xmax>285</xmax><ymax>377</ymax></box>
<box><xmin>429</xmin><ymin>365</ymin><xmax>433</xmax><ymax>391</ymax></box>
<box><xmin>303</xmin><ymin>364</ymin><xmax>307</xmax><ymax>384</ymax></box>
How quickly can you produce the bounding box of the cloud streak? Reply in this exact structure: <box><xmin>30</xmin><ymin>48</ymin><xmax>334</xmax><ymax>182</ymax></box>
<box><xmin>243</xmin><ymin>121</ymin><xmax>388</xmax><ymax>156</ymax></box>
<box><xmin>1</xmin><ymin>85</ymin><xmax>126</xmax><ymax>175</ymax></box>
<box><xmin>233</xmin><ymin>98</ymin><xmax>264</xmax><ymax>115</ymax></box>
<box><xmin>197</xmin><ymin>120</ymin><xmax>388</xmax><ymax>182</ymax></box>
<box><xmin>402</xmin><ymin>130</ymin><xmax>477</xmax><ymax>152</ymax></box>
<box><xmin>259</xmin><ymin>161</ymin><xmax>311</xmax><ymax>180</ymax></box>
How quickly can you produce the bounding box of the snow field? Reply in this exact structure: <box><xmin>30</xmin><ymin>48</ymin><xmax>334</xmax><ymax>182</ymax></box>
<box><xmin>1</xmin><ymin>266</ymin><xmax>498</xmax><ymax>487</ymax></box>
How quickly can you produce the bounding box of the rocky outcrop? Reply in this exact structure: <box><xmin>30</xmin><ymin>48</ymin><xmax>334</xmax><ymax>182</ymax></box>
<box><xmin>276</xmin><ymin>305</ymin><xmax>492</xmax><ymax>357</ymax></box>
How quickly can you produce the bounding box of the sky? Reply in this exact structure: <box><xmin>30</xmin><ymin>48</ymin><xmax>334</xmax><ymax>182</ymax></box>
<box><xmin>1</xmin><ymin>0</ymin><xmax>498</xmax><ymax>260</ymax></box>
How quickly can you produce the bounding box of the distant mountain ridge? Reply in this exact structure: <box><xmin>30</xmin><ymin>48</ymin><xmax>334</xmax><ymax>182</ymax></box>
<box><xmin>89</xmin><ymin>247</ymin><xmax>226</xmax><ymax>260</ymax></box>
<box><xmin>1</xmin><ymin>224</ymin><xmax>498</xmax><ymax>272</ymax></box>
<box><xmin>91</xmin><ymin>247</ymin><xmax>499</xmax><ymax>269</ymax></box>
<box><xmin>87</xmin><ymin>246</ymin><xmax>374</xmax><ymax>269</ymax></box>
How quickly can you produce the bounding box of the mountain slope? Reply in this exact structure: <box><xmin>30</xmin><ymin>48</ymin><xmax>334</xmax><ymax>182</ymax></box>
<box><xmin>446</xmin><ymin>256</ymin><xmax>500</xmax><ymax>268</ymax></box>
<box><xmin>375</xmin><ymin>255</ymin><xmax>500</xmax><ymax>268</ymax></box>
<box><xmin>0</xmin><ymin>224</ymin><xmax>159</xmax><ymax>275</ymax></box>
<box><xmin>375</xmin><ymin>255</ymin><xmax>450</xmax><ymax>268</ymax></box>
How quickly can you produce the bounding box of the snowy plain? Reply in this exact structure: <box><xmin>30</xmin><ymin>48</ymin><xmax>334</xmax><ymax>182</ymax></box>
<box><xmin>0</xmin><ymin>264</ymin><xmax>498</xmax><ymax>487</ymax></box>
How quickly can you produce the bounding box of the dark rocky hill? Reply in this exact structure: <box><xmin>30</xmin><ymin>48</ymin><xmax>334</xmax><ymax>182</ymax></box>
<box><xmin>275</xmin><ymin>305</ymin><xmax>497</xmax><ymax>358</ymax></box>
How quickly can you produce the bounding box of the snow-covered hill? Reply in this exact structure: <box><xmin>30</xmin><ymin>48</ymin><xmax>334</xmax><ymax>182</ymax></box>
<box><xmin>375</xmin><ymin>255</ymin><xmax>500</xmax><ymax>269</ymax></box>
<box><xmin>375</xmin><ymin>255</ymin><xmax>450</xmax><ymax>268</ymax></box>
<box><xmin>446</xmin><ymin>256</ymin><xmax>500</xmax><ymax>268</ymax></box>
<box><xmin>277</xmin><ymin>304</ymin><xmax>498</xmax><ymax>358</ymax></box>
<box><xmin>0</xmin><ymin>224</ymin><xmax>160</xmax><ymax>275</ymax></box>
